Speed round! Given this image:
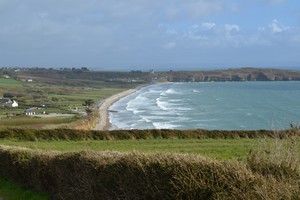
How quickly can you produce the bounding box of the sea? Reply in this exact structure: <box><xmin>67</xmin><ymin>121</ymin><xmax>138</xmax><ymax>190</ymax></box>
<box><xmin>109</xmin><ymin>82</ymin><xmax>300</xmax><ymax>130</ymax></box>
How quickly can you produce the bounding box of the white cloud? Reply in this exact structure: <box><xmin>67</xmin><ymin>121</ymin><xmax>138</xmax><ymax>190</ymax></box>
<box><xmin>202</xmin><ymin>22</ymin><xmax>216</xmax><ymax>30</ymax></box>
<box><xmin>178</xmin><ymin>23</ymin><xmax>242</xmax><ymax>47</ymax></box>
<box><xmin>269</xmin><ymin>19</ymin><xmax>289</xmax><ymax>33</ymax></box>
<box><xmin>161</xmin><ymin>19</ymin><xmax>300</xmax><ymax>50</ymax></box>
<box><xmin>224</xmin><ymin>24</ymin><xmax>240</xmax><ymax>32</ymax></box>
<box><xmin>0</xmin><ymin>0</ymin><xmax>299</xmax><ymax>68</ymax></box>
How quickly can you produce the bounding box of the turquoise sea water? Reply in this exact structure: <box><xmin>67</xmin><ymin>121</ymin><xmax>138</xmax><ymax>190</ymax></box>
<box><xmin>109</xmin><ymin>82</ymin><xmax>300</xmax><ymax>130</ymax></box>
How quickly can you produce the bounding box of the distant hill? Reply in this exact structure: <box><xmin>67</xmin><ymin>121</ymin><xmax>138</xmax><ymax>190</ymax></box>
<box><xmin>0</xmin><ymin>68</ymin><xmax>151</xmax><ymax>87</ymax></box>
<box><xmin>1</xmin><ymin>67</ymin><xmax>300</xmax><ymax>83</ymax></box>
<box><xmin>161</xmin><ymin>68</ymin><xmax>300</xmax><ymax>82</ymax></box>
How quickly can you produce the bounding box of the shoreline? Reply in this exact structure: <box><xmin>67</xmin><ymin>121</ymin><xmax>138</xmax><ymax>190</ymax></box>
<box><xmin>94</xmin><ymin>85</ymin><xmax>145</xmax><ymax>130</ymax></box>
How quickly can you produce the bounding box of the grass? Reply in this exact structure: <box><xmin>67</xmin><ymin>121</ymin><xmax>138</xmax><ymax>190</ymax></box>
<box><xmin>0</xmin><ymin>128</ymin><xmax>298</xmax><ymax>199</ymax></box>
<box><xmin>0</xmin><ymin>117</ymin><xmax>75</xmax><ymax>128</ymax></box>
<box><xmin>0</xmin><ymin>76</ymin><xmax>132</xmax><ymax>128</ymax></box>
<box><xmin>0</xmin><ymin>139</ymin><xmax>299</xmax><ymax>199</ymax></box>
<box><xmin>0</xmin><ymin>69</ymin><xmax>143</xmax><ymax>129</ymax></box>
<box><xmin>0</xmin><ymin>138</ymin><xmax>263</xmax><ymax>161</ymax></box>
<box><xmin>0</xmin><ymin>78</ymin><xmax>22</xmax><ymax>87</ymax></box>
<box><xmin>0</xmin><ymin>178</ymin><xmax>48</xmax><ymax>200</ymax></box>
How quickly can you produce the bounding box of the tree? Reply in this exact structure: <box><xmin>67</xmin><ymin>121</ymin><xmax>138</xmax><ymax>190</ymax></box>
<box><xmin>3</xmin><ymin>92</ymin><xmax>14</xmax><ymax>98</ymax></box>
<box><xmin>81</xmin><ymin>67</ymin><xmax>89</xmax><ymax>71</ymax></box>
<box><xmin>83</xmin><ymin>99</ymin><xmax>94</xmax><ymax>107</ymax></box>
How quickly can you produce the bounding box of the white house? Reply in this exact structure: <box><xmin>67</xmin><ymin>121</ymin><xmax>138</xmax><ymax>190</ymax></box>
<box><xmin>25</xmin><ymin>109</ymin><xmax>36</xmax><ymax>116</ymax></box>
<box><xmin>0</xmin><ymin>98</ymin><xmax>18</xmax><ymax>107</ymax></box>
<box><xmin>11</xmin><ymin>100</ymin><xmax>18</xmax><ymax>107</ymax></box>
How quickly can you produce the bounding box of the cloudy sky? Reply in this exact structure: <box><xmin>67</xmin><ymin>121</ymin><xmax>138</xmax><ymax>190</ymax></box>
<box><xmin>0</xmin><ymin>0</ymin><xmax>300</xmax><ymax>70</ymax></box>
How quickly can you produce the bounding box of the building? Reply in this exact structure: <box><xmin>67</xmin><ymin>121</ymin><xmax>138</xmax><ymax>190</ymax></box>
<box><xmin>0</xmin><ymin>98</ymin><xmax>18</xmax><ymax>107</ymax></box>
<box><xmin>0</xmin><ymin>98</ymin><xmax>12</xmax><ymax>105</ymax></box>
<box><xmin>25</xmin><ymin>109</ymin><xmax>36</xmax><ymax>116</ymax></box>
<box><xmin>11</xmin><ymin>100</ymin><xmax>18</xmax><ymax>107</ymax></box>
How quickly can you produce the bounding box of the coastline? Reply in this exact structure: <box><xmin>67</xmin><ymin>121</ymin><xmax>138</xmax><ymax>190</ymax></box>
<box><xmin>94</xmin><ymin>85</ymin><xmax>144</xmax><ymax>130</ymax></box>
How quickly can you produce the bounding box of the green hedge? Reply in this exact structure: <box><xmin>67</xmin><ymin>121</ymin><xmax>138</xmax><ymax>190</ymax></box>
<box><xmin>0</xmin><ymin>145</ymin><xmax>299</xmax><ymax>199</ymax></box>
<box><xmin>0</xmin><ymin>128</ymin><xmax>298</xmax><ymax>141</ymax></box>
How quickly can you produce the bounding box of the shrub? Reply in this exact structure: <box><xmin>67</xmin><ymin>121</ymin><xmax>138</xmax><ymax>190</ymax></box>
<box><xmin>247</xmin><ymin>139</ymin><xmax>300</xmax><ymax>180</ymax></box>
<box><xmin>246</xmin><ymin>138</ymin><xmax>300</xmax><ymax>199</ymax></box>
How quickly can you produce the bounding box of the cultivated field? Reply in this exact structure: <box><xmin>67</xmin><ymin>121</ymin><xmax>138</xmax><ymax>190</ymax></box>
<box><xmin>0</xmin><ymin>138</ymin><xmax>261</xmax><ymax>161</ymax></box>
<box><xmin>0</xmin><ymin>68</ymin><xmax>144</xmax><ymax>129</ymax></box>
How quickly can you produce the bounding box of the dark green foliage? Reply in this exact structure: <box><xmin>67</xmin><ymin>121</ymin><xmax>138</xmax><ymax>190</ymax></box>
<box><xmin>3</xmin><ymin>92</ymin><xmax>15</xmax><ymax>98</ymax></box>
<box><xmin>0</xmin><ymin>178</ymin><xmax>48</xmax><ymax>200</ymax></box>
<box><xmin>83</xmin><ymin>99</ymin><xmax>95</xmax><ymax>107</ymax></box>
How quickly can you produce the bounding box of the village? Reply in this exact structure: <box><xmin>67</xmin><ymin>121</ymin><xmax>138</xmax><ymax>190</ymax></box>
<box><xmin>0</xmin><ymin>97</ymin><xmax>76</xmax><ymax>118</ymax></box>
<box><xmin>0</xmin><ymin>67</ymin><xmax>147</xmax><ymax>128</ymax></box>
<box><xmin>0</xmin><ymin>95</ymin><xmax>38</xmax><ymax>116</ymax></box>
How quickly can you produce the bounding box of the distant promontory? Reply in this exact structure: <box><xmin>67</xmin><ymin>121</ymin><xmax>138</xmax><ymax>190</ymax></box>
<box><xmin>161</xmin><ymin>68</ymin><xmax>300</xmax><ymax>82</ymax></box>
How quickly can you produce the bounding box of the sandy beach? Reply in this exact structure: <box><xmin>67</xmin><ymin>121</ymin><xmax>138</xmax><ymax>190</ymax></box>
<box><xmin>94</xmin><ymin>87</ymin><xmax>140</xmax><ymax>130</ymax></box>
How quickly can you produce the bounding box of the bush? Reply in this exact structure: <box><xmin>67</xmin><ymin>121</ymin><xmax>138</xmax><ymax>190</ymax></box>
<box><xmin>247</xmin><ymin>139</ymin><xmax>300</xmax><ymax>180</ymax></box>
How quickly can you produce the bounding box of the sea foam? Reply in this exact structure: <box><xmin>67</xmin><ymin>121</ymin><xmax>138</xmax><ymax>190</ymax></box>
<box><xmin>110</xmin><ymin>82</ymin><xmax>300</xmax><ymax>130</ymax></box>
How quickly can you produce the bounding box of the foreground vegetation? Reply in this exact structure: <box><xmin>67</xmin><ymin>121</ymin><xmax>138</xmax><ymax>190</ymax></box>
<box><xmin>0</xmin><ymin>138</ymin><xmax>262</xmax><ymax>161</ymax></box>
<box><xmin>0</xmin><ymin>129</ymin><xmax>299</xmax><ymax>199</ymax></box>
<box><xmin>0</xmin><ymin>138</ymin><xmax>299</xmax><ymax>199</ymax></box>
<box><xmin>0</xmin><ymin>178</ymin><xmax>47</xmax><ymax>200</ymax></box>
<box><xmin>1</xmin><ymin>128</ymin><xmax>298</xmax><ymax>141</ymax></box>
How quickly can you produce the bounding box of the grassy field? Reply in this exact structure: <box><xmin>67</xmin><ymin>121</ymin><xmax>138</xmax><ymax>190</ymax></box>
<box><xmin>0</xmin><ymin>77</ymin><xmax>126</xmax><ymax>111</ymax></box>
<box><xmin>0</xmin><ymin>138</ymin><xmax>299</xmax><ymax>199</ymax></box>
<box><xmin>0</xmin><ymin>128</ymin><xmax>299</xmax><ymax>199</ymax></box>
<box><xmin>0</xmin><ymin>138</ymin><xmax>267</xmax><ymax>161</ymax></box>
<box><xmin>0</xmin><ymin>117</ymin><xmax>74</xmax><ymax>128</ymax></box>
<box><xmin>0</xmin><ymin>73</ymin><xmax>140</xmax><ymax>128</ymax></box>
<box><xmin>0</xmin><ymin>78</ymin><xmax>22</xmax><ymax>88</ymax></box>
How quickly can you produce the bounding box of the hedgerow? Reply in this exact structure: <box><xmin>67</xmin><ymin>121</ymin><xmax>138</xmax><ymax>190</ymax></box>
<box><xmin>0</xmin><ymin>128</ymin><xmax>298</xmax><ymax>141</ymax></box>
<box><xmin>0</xmin><ymin>142</ymin><xmax>299</xmax><ymax>200</ymax></box>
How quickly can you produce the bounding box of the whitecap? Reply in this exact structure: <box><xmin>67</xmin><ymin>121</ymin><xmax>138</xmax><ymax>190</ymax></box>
<box><xmin>160</xmin><ymin>92</ymin><xmax>167</xmax><ymax>96</ymax></box>
<box><xmin>169</xmin><ymin>99</ymin><xmax>185</xmax><ymax>103</ymax></box>
<box><xmin>192</xmin><ymin>89</ymin><xmax>202</xmax><ymax>93</ymax></box>
<box><xmin>165</xmin><ymin>88</ymin><xmax>181</xmax><ymax>95</ymax></box>
<box><xmin>156</xmin><ymin>97</ymin><xmax>170</xmax><ymax>111</ymax></box>
<box><xmin>152</xmin><ymin>122</ymin><xmax>180</xmax><ymax>129</ymax></box>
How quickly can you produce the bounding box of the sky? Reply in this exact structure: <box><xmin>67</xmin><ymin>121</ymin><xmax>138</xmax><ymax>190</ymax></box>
<box><xmin>0</xmin><ymin>0</ymin><xmax>300</xmax><ymax>71</ymax></box>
